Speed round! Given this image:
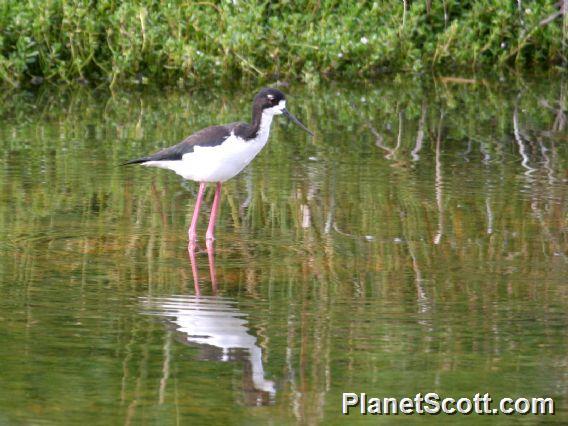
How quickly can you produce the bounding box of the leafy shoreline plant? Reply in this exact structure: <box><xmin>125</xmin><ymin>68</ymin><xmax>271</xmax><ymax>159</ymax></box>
<box><xmin>0</xmin><ymin>0</ymin><xmax>565</xmax><ymax>88</ymax></box>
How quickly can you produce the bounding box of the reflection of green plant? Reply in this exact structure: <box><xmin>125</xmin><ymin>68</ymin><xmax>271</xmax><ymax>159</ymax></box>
<box><xmin>0</xmin><ymin>1</ymin><xmax>565</xmax><ymax>86</ymax></box>
<box><xmin>0</xmin><ymin>77</ymin><xmax>565</xmax><ymax>272</ymax></box>
<box><xmin>0</xmin><ymin>79</ymin><xmax>567</xmax><ymax>424</ymax></box>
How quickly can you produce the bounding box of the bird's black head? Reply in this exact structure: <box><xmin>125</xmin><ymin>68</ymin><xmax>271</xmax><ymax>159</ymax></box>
<box><xmin>254</xmin><ymin>88</ymin><xmax>287</xmax><ymax>115</ymax></box>
<box><xmin>253</xmin><ymin>88</ymin><xmax>313</xmax><ymax>136</ymax></box>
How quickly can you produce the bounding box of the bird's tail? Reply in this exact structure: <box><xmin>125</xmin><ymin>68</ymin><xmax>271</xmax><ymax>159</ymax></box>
<box><xmin>120</xmin><ymin>157</ymin><xmax>150</xmax><ymax>166</ymax></box>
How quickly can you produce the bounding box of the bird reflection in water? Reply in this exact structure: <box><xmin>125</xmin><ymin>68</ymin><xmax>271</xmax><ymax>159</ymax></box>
<box><xmin>143</xmin><ymin>246</ymin><xmax>276</xmax><ymax>406</ymax></box>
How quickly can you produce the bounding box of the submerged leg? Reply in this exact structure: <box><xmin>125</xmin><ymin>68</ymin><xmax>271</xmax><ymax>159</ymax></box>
<box><xmin>205</xmin><ymin>182</ymin><xmax>222</xmax><ymax>245</ymax></box>
<box><xmin>188</xmin><ymin>245</ymin><xmax>200</xmax><ymax>294</ymax></box>
<box><xmin>188</xmin><ymin>182</ymin><xmax>206</xmax><ymax>251</ymax></box>
<box><xmin>207</xmin><ymin>243</ymin><xmax>218</xmax><ymax>294</ymax></box>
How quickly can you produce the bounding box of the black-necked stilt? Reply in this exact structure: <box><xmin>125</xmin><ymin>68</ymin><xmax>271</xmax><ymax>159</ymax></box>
<box><xmin>123</xmin><ymin>88</ymin><xmax>313</xmax><ymax>249</ymax></box>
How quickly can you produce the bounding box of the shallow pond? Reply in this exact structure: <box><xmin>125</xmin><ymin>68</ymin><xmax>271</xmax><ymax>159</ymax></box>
<box><xmin>0</xmin><ymin>77</ymin><xmax>566</xmax><ymax>425</ymax></box>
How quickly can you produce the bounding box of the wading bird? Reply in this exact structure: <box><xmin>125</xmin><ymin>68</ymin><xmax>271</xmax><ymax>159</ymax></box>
<box><xmin>122</xmin><ymin>88</ymin><xmax>313</xmax><ymax>250</ymax></box>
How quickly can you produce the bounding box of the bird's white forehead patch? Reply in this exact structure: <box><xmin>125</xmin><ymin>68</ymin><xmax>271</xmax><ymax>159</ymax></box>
<box><xmin>267</xmin><ymin>94</ymin><xmax>274</xmax><ymax>100</ymax></box>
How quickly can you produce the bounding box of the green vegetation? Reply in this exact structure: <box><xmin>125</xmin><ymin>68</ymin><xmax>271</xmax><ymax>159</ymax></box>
<box><xmin>0</xmin><ymin>0</ymin><xmax>566</xmax><ymax>87</ymax></box>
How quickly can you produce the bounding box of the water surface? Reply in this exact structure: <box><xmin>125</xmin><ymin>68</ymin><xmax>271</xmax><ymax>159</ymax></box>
<box><xmin>0</xmin><ymin>77</ymin><xmax>566</xmax><ymax>424</ymax></box>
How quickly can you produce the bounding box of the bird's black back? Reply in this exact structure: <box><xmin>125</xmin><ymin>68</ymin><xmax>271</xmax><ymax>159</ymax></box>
<box><xmin>122</xmin><ymin>121</ymin><xmax>255</xmax><ymax>165</ymax></box>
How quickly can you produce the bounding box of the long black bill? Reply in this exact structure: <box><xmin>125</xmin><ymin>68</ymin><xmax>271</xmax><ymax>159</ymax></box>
<box><xmin>283</xmin><ymin>108</ymin><xmax>314</xmax><ymax>136</ymax></box>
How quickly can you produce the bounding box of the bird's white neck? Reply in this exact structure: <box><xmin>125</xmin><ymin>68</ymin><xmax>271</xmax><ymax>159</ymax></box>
<box><xmin>256</xmin><ymin>110</ymin><xmax>275</xmax><ymax>143</ymax></box>
<box><xmin>256</xmin><ymin>100</ymin><xmax>285</xmax><ymax>141</ymax></box>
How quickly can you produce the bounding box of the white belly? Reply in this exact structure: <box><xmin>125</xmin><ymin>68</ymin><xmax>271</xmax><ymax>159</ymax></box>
<box><xmin>144</xmin><ymin>133</ymin><xmax>269</xmax><ymax>182</ymax></box>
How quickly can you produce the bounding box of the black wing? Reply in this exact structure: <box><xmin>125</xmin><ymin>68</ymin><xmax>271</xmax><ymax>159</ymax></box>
<box><xmin>121</xmin><ymin>122</ymin><xmax>245</xmax><ymax>165</ymax></box>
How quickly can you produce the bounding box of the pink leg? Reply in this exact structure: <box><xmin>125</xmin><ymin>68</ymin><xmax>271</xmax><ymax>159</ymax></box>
<box><xmin>188</xmin><ymin>182</ymin><xmax>206</xmax><ymax>251</ymax></box>
<box><xmin>188</xmin><ymin>247</ymin><xmax>201</xmax><ymax>295</ymax></box>
<box><xmin>207</xmin><ymin>243</ymin><xmax>218</xmax><ymax>294</ymax></box>
<box><xmin>205</xmin><ymin>182</ymin><xmax>222</xmax><ymax>245</ymax></box>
